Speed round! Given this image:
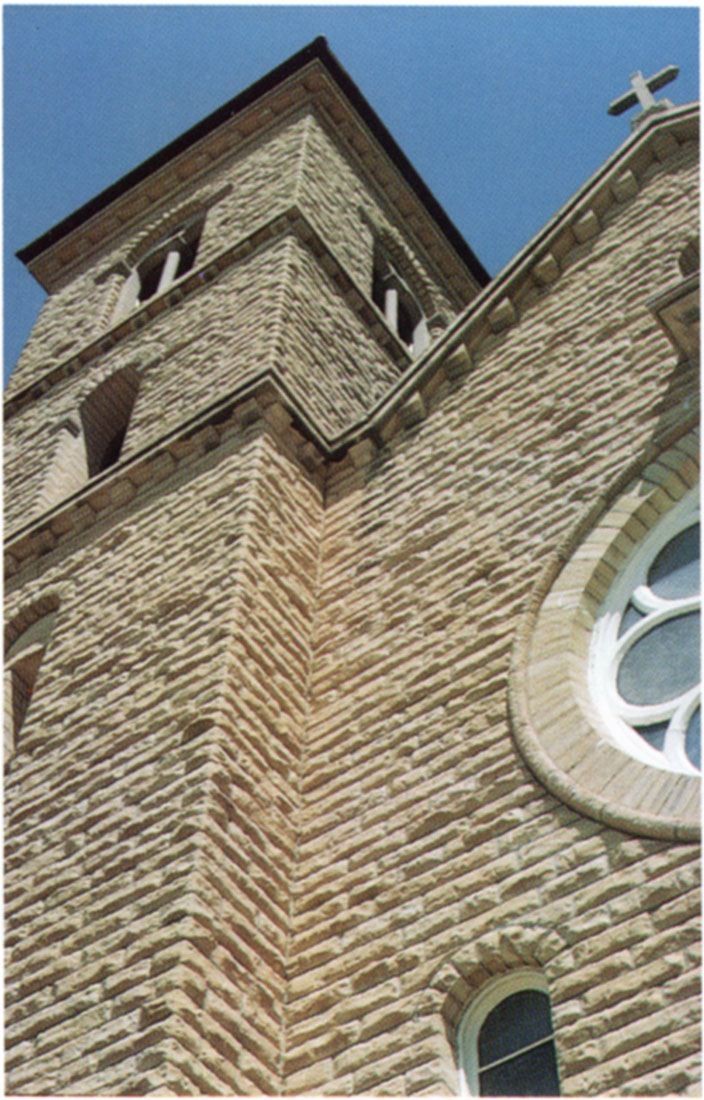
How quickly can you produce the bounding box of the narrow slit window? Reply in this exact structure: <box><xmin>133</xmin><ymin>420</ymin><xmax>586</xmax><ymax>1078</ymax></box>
<box><xmin>35</xmin><ymin>367</ymin><xmax>139</xmax><ymax>517</ymax></box>
<box><xmin>81</xmin><ymin>366</ymin><xmax>140</xmax><ymax>477</ymax></box>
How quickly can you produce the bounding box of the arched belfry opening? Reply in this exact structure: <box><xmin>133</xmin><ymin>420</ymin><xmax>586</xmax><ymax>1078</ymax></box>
<box><xmin>35</xmin><ymin>365</ymin><xmax>140</xmax><ymax>516</ymax></box>
<box><xmin>372</xmin><ymin>244</ymin><xmax>429</xmax><ymax>356</ymax></box>
<box><xmin>114</xmin><ymin>220</ymin><xmax>203</xmax><ymax>322</ymax></box>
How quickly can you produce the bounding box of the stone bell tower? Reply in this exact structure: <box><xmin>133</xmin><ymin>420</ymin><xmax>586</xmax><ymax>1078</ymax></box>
<box><xmin>6</xmin><ymin>37</ymin><xmax>700</xmax><ymax>1100</ymax></box>
<box><xmin>6</xmin><ymin>37</ymin><xmax>486</xmax><ymax>521</ymax></box>
<box><xmin>4</xmin><ymin>39</ymin><xmax>487</xmax><ymax>1095</ymax></box>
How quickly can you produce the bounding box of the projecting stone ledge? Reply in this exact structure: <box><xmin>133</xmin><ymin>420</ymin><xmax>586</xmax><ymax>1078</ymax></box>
<box><xmin>488</xmin><ymin>298</ymin><xmax>516</xmax><ymax>332</ymax></box>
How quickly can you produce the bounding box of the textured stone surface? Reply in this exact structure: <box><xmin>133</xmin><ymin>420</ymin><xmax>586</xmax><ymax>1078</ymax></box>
<box><xmin>4</xmin><ymin>59</ymin><xmax>700</xmax><ymax>1100</ymax></box>
<box><xmin>7</xmin><ymin>107</ymin><xmax>463</xmax><ymax>405</ymax></box>
<box><xmin>6</xmin><ymin>426</ymin><xmax>323</xmax><ymax>1095</ymax></box>
<box><xmin>278</xmin><ymin>138</ymin><xmax>700</xmax><ymax>1096</ymax></box>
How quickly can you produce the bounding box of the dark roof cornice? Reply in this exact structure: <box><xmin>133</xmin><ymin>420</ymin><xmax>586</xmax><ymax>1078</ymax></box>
<box><xmin>16</xmin><ymin>36</ymin><xmax>490</xmax><ymax>288</ymax></box>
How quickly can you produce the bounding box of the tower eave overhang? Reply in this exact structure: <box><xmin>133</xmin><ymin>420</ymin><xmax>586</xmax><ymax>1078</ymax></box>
<box><xmin>16</xmin><ymin>36</ymin><xmax>490</xmax><ymax>291</ymax></box>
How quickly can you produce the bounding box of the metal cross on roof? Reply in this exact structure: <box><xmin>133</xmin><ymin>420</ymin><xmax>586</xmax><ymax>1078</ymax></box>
<box><xmin>608</xmin><ymin>66</ymin><xmax>679</xmax><ymax>129</ymax></box>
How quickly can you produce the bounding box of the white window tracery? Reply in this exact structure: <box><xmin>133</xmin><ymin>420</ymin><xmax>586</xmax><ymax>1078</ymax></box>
<box><xmin>589</xmin><ymin>487</ymin><xmax>700</xmax><ymax>775</ymax></box>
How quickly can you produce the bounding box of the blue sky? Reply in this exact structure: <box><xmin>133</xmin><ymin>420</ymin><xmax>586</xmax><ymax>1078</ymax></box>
<box><xmin>4</xmin><ymin>4</ymin><xmax>700</xmax><ymax>384</ymax></box>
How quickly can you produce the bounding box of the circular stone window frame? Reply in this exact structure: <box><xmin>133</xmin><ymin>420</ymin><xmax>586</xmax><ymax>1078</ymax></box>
<box><xmin>509</xmin><ymin>427</ymin><xmax>700</xmax><ymax>842</ymax></box>
<box><xmin>589</xmin><ymin>486</ymin><xmax>699</xmax><ymax>776</ymax></box>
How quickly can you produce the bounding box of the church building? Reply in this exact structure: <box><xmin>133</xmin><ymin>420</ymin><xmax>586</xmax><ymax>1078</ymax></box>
<box><xmin>4</xmin><ymin>38</ymin><xmax>699</xmax><ymax>1096</ymax></box>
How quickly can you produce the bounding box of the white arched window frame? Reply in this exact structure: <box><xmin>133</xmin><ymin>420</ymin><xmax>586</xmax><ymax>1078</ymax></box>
<box><xmin>458</xmin><ymin>970</ymin><xmax>559</xmax><ymax>1098</ymax></box>
<box><xmin>588</xmin><ymin>486</ymin><xmax>700</xmax><ymax>776</ymax></box>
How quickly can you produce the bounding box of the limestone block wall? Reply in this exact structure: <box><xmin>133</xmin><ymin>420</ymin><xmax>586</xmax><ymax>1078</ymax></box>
<box><xmin>4</xmin><ymin>73</ymin><xmax>698</xmax><ymax>1100</ymax></box>
<box><xmin>296</xmin><ymin>112</ymin><xmax>463</xmax><ymax>320</ymax></box>
<box><xmin>273</xmin><ymin>234</ymin><xmax>402</xmax><ymax>433</ymax></box>
<box><xmin>6</xmin><ymin>97</ymin><xmax>471</xmax><ymax>535</ymax></box>
<box><xmin>5</xmin><ymin>426</ymin><xmax>324</xmax><ymax>1095</ymax></box>
<box><xmin>7</xmin><ymin>113</ymin><xmax>312</xmax><ymax>397</ymax></box>
<box><xmin>5</xmin><ymin>227</ymin><xmax>403</xmax><ymax>534</ymax></box>
<box><xmin>6</xmin><ymin>241</ymin><xmax>293</xmax><ymax>532</ymax></box>
<box><xmin>281</xmin><ymin>143</ymin><xmax>699</xmax><ymax>1096</ymax></box>
<box><xmin>8</xmin><ymin>103</ymin><xmax>468</xmax><ymax>406</ymax></box>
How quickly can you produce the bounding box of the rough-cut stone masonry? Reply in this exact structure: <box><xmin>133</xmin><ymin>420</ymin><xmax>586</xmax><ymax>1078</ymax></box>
<box><xmin>8</xmin><ymin>106</ymin><xmax>466</xmax><ymax>403</ymax></box>
<box><xmin>6</xmin><ymin>426</ymin><xmax>324</xmax><ymax>1094</ymax></box>
<box><xmin>279</xmin><ymin>139</ymin><xmax>699</xmax><ymax>1097</ymax></box>
<box><xmin>295</xmin><ymin>113</ymin><xmax>461</xmax><ymax>322</ymax></box>
<box><xmin>5</xmin><ymin>227</ymin><xmax>403</xmax><ymax>533</ymax></box>
<box><xmin>8</xmin><ymin>113</ymin><xmax>312</xmax><ymax>395</ymax></box>
<box><xmin>4</xmin><ymin>42</ymin><xmax>699</xmax><ymax>1099</ymax></box>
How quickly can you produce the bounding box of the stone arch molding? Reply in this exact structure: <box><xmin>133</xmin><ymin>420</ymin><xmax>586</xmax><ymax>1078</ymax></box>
<box><xmin>119</xmin><ymin>185</ymin><xmax>228</xmax><ymax>272</ymax></box>
<box><xmin>95</xmin><ymin>198</ymin><xmax>206</xmax><ymax>294</ymax></box>
<box><xmin>509</xmin><ymin>426</ymin><xmax>700</xmax><ymax>842</ymax></box>
<box><xmin>122</xmin><ymin>207</ymin><xmax>201</xmax><ymax>273</ymax></box>
<box><xmin>5</xmin><ymin>581</ymin><xmax>76</xmax><ymax>659</ymax></box>
<box><xmin>359</xmin><ymin>207</ymin><xmax>440</xmax><ymax>319</ymax></box>
<box><xmin>426</xmin><ymin>922</ymin><xmax>568</xmax><ymax>1033</ymax></box>
<box><xmin>5</xmin><ymin>591</ymin><xmax>63</xmax><ymax>654</ymax></box>
<box><xmin>415</xmin><ymin>922</ymin><xmax>568</xmax><ymax>1096</ymax></box>
<box><xmin>97</xmin><ymin>187</ymin><xmax>228</xmax><ymax>328</ymax></box>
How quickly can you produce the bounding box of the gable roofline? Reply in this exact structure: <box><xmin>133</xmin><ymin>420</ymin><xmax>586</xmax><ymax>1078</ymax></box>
<box><xmin>472</xmin><ymin>100</ymin><xmax>699</xmax><ymax>304</ymax></box>
<box><xmin>334</xmin><ymin>100</ymin><xmax>699</xmax><ymax>448</ymax></box>
<box><xmin>16</xmin><ymin>36</ymin><xmax>490</xmax><ymax>288</ymax></box>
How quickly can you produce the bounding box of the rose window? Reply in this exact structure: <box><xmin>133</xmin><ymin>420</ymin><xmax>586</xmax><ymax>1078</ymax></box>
<box><xmin>589</xmin><ymin>489</ymin><xmax>700</xmax><ymax>776</ymax></box>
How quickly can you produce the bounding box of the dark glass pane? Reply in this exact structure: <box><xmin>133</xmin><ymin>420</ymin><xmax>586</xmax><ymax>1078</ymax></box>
<box><xmin>619</xmin><ymin>600</ymin><xmax>644</xmax><ymax>637</ymax></box>
<box><xmin>648</xmin><ymin>523</ymin><xmax>700</xmax><ymax>599</ymax></box>
<box><xmin>479</xmin><ymin>1040</ymin><xmax>560</xmax><ymax>1097</ymax></box>
<box><xmin>479</xmin><ymin>991</ymin><xmax>552</xmax><ymax>1067</ymax></box>
<box><xmin>617</xmin><ymin>612</ymin><xmax>700</xmax><ymax>705</ymax></box>
<box><xmin>685</xmin><ymin>707</ymin><xmax>701</xmax><ymax>770</ymax></box>
<box><xmin>633</xmin><ymin>721</ymin><xmax>668</xmax><ymax>752</ymax></box>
